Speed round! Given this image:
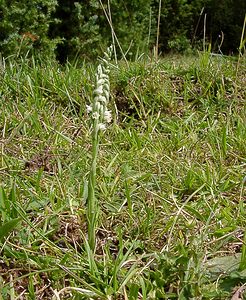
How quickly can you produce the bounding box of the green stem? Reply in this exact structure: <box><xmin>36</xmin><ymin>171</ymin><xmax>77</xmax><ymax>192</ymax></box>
<box><xmin>87</xmin><ymin>124</ymin><xmax>100</xmax><ymax>251</ymax></box>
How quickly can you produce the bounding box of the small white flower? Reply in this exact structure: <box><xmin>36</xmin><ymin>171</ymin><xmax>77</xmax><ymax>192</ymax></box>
<box><xmin>98</xmin><ymin>95</ymin><xmax>107</xmax><ymax>104</ymax></box>
<box><xmin>92</xmin><ymin>112</ymin><xmax>100</xmax><ymax>119</ymax></box>
<box><xmin>104</xmin><ymin>90</ymin><xmax>109</xmax><ymax>100</ymax></box>
<box><xmin>97</xmin><ymin>65</ymin><xmax>103</xmax><ymax>75</ymax></box>
<box><xmin>103</xmin><ymin>83</ymin><xmax>110</xmax><ymax>92</ymax></box>
<box><xmin>97</xmin><ymin>79</ymin><xmax>105</xmax><ymax>86</ymax></box>
<box><xmin>99</xmin><ymin>105</ymin><xmax>105</xmax><ymax>117</ymax></box>
<box><xmin>94</xmin><ymin>85</ymin><xmax>103</xmax><ymax>95</ymax></box>
<box><xmin>86</xmin><ymin>105</ymin><xmax>93</xmax><ymax>113</ymax></box>
<box><xmin>94</xmin><ymin>102</ymin><xmax>101</xmax><ymax>111</ymax></box>
<box><xmin>103</xmin><ymin>52</ymin><xmax>110</xmax><ymax>59</ymax></box>
<box><xmin>98</xmin><ymin>123</ymin><xmax>106</xmax><ymax>131</ymax></box>
<box><xmin>101</xmin><ymin>58</ymin><xmax>110</xmax><ymax>65</ymax></box>
<box><xmin>104</xmin><ymin>110</ymin><xmax>112</xmax><ymax>123</ymax></box>
<box><xmin>94</xmin><ymin>96</ymin><xmax>99</xmax><ymax>103</ymax></box>
<box><xmin>100</xmin><ymin>73</ymin><xmax>109</xmax><ymax>79</ymax></box>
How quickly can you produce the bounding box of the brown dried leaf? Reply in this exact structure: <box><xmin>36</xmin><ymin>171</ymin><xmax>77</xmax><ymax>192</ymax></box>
<box><xmin>231</xmin><ymin>284</ymin><xmax>246</xmax><ymax>300</ymax></box>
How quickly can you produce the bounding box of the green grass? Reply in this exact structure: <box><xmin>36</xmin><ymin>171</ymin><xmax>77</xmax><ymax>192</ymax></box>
<box><xmin>0</xmin><ymin>52</ymin><xmax>245</xmax><ymax>299</ymax></box>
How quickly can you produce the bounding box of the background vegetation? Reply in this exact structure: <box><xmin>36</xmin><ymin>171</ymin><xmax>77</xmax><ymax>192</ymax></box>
<box><xmin>0</xmin><ymin>0</ymin><xmax>245</xmax><ymax>299</ymax></box>
<box><xmin>0</xmin><ymin>50</ymin><xmax>245</xmax><ymax>299</ymax></box>
<box><xmin>0</xmin><ymin>0</ymin><xmax>245</xmax><ymax>61</ymax></box>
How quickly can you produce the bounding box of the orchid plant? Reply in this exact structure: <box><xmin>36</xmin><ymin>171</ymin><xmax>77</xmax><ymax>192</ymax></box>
<box><xmin>86</xmin><ymin>46</ymin><xmax>112</xmax><ymax>251</ymax></box>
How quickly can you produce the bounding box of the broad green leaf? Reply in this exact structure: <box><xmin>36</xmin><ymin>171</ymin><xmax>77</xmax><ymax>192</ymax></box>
<box><xmin>205</xmin><ymin>254</ymin><xmax>241</xmax><ymax>275</ymax></box>
<box><xmin>0</xmin><ymin>218</ymin><xmax>21</xmax><ymax>241</ymax></box>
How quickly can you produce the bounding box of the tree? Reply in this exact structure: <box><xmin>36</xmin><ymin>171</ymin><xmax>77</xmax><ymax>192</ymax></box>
<box><xmin>0</xmin><ymin>0</ymin><xmax>57</xmax><ymax>57</ymax></box>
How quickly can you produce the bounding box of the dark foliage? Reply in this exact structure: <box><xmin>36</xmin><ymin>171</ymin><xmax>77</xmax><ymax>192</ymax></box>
<box><xmin>0</xmin><ymin>0</ymin><xmax>244</xmax><ymax>60</ymax></box>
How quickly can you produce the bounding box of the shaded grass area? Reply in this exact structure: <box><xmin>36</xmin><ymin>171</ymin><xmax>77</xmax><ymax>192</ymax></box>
<box><xmin>0</xmin><ymin>53</ymin><xmax>245</xmax><ymax>299</ymax></box>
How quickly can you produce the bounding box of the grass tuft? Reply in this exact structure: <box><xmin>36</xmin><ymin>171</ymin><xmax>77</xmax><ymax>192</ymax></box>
<box><xmin>0</xmin><ymin>52</ymin><xmax>245</xmax><ymax>299</ymax></box>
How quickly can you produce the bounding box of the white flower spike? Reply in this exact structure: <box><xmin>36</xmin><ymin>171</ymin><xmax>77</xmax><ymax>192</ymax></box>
<box><xmin>86</xmin><ymin>45</ymin><xmax>112</xmax><ymax>131</ymax></box>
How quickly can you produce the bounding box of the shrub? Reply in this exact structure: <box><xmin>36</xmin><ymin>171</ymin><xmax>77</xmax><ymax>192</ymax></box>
<box><xmin>49</xmin><ymin>0</ymin><xmax>154</xmax><ymax>62</ymax></box>
<box><xmin>0</xmin><ymin>0</ymin><xmax>58</xmax><ymax>58</ymax></box>
<box><xmin>0</xmin><ymin>0</ymin><xmax>245</xmax><ymax>60</ymax></box>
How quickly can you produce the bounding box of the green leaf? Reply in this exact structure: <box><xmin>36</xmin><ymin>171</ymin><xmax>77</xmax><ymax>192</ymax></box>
<box><xmin>204</xmin><ymin>254</ymin><xmax>243</xmax><ymax>281</ymax></box>
<box><xmin>0</xmin><ymin>218</ymin><xmax>21</xmax><ymax>242</ymax></box>
<box><xmin>239</xmin><ymin>231</ymin><xmax>246</xmax><ymax>271</ymax></box>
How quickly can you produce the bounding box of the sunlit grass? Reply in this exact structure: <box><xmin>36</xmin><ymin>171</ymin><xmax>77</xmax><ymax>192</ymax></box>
<box><xmin>0</xmin><ymin>52</ymin><xmax>245</xmax><ymax>299</ymax></box>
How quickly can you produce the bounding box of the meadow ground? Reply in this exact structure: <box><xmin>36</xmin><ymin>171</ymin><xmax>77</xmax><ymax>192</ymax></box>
<box><xmin>0</xmin><ymin>52</ymin><xmax>245</xmax><ymax>299</ymax></box>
